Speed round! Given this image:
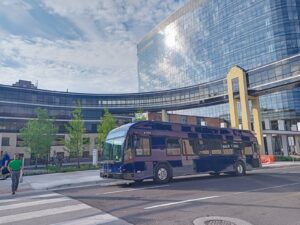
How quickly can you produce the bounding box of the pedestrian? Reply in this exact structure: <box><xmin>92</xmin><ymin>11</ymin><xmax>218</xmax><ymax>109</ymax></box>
<box><xmin>1</xmin><ymin>151</ymin><xmax>10</xmax><ymax>179</ymax></box>
<box><xmin>8</xmin><ymin>154</ymin><xmax>23</xmax><ymax>195</ymax></box>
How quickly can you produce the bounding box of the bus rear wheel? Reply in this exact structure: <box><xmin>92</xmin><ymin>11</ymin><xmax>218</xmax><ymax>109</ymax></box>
<box><xmin>154</xmin><ymin>164</ymin><xmax>171</xmax><ymax>184</ymax></box>
<box><xmin>235</xmin><ymin>161</ymin><xmax>246</xmax><ymax>176</ymax></box>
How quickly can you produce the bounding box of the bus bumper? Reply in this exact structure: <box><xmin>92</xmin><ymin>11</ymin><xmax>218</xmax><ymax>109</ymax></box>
<box><xmin>100</xmin><ymin>172</ymin><xmax>135</xmax><ymax>180</ymax></box>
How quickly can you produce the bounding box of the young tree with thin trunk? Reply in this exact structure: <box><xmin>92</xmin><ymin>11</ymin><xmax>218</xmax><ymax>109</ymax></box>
<box><xmin>97</xmin><ymin>108</ymin><xmax>117</xmax><ymax>151</ymax></box>
<box><xmin>134</xmin><ymin>108</ymin><xmax>147</xmax><ymax>121</ymax></box>
<box><xmin>65</xmin><ymin>102</ymin><xmax>85</xmax><ymax>168</ymax></box>
<box><xmin>20</xmin><ymin>108</ymin><xmax>57</xmax><ymax>168</ymax></box>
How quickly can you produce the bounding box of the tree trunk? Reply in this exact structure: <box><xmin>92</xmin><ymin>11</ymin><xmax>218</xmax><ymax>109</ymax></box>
<box><xmin>77</xmin><ymin>154</ymin><xmax>80</xmax><ymax>169</ymax></box>
<box><xmin>35</xmin><ymin>157</ymin><xmax>37</xmax><ymax>169</ymax></box>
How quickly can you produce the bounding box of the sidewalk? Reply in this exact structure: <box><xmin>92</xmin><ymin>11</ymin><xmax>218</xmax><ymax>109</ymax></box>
<box><xmin>0</xmin><ymin>161</ymin><xmax>299</xmax><ymax>195</ymax></box>
<box><xmin>0</xmin><ymin>170</ymin><xmax>130</xmax><ymax>195</ymax></box>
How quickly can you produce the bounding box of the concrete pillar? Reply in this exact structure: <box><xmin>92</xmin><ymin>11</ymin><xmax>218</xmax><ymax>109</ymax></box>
<box><xmin>264</xmin><ymin>119</ymin><xmax>271</xmax><ymax>130</ymax></box>
<box><xmin>278</xmin><ymin>120</ymin><xmax>285</xmax><ymax>131</ymax></box>
<box><xmin>266</xmin><ymin>135</ymin><xmax>274</xmax><ymax>155</ymax></box>
<box><xmin>251</xmin><ymin>97</ymin><xmax>265</xmax><ymax>155</ymax></box>
<box><xmin>161</xmin><ymin>109</ymin><xmax>169</xmax><ymax>122</ymax></box>
<box><xmin>295</xmin><ymin>136</ymin><xmax>300</xmax><ymax>154</ymax></box>
<box><xmin>281</xmin><ymin>135</ymin><xmax>289</xmax><ymax>156</ymax></box>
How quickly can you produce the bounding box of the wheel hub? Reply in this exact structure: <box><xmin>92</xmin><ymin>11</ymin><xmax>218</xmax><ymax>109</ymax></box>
<box><xmin>158</xmin><ymin>168</ymin><xmax>168</xmax><ymax>180</ymax></box>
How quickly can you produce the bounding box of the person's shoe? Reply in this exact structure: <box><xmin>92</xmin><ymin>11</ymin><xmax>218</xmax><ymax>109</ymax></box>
<box><xmin>12</xmin><ymin>192</ymin><xmax>15</xmax><ymax>195</ymax></box>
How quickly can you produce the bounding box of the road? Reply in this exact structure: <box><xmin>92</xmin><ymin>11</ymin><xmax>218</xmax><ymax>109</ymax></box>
<box><xmin>0</xmin><ymin>166</ymin><xmax>299</xmax><ymax>225</ymax></box>
<box><xmin>58</xmin><ymin>166</ymin><xmax>300</xmax><ymax>225</ymax></box>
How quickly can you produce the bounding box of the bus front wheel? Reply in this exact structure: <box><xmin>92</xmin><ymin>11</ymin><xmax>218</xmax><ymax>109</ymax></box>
<box><xmin>154</xmin><ymin>164</ymin><xmax>171</xmax><ymax>184</ymax></box>
<box><xmin>235</xmin><ymin>161</ymin><xmax>246</xmax><ymax>176</ymax></box>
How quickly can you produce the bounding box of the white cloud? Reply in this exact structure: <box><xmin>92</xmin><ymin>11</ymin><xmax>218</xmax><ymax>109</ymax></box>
<box><xmin>0</xmin><ymin>0</ymin><xmax>187</xmax><ymax>93</ymax></box>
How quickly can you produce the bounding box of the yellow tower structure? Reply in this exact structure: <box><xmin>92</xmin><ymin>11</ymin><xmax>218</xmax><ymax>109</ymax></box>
<box><xmin>227</xmin><ymin>66</ymin><xmax>265</xmax><ymax>154</ymax></box>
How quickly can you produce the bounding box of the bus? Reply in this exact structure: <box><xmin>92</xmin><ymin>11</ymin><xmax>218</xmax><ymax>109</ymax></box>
<box><xmin>100</xmin><ymin>121</ymin><xmax>261</xmax><ymax>184</ymax></box>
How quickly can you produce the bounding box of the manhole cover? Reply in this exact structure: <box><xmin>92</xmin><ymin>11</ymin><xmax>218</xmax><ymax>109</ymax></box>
<box><xmin>194</xmin><ymin>217</ymin><xmax>253</xmax><ymax>225</ymax></box>
<box><xmin>204</xmin><ymin>219</ymin><xmax>236</xmax><ymax>225</ymax></box>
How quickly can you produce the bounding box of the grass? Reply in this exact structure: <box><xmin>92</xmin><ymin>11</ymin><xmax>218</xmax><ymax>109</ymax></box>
<box><xmin>47</xmin><ymin>164</ymin><xmax>99</xmax><ymax>173</ymax></box>
<box><xmin>275</xmin><ymin>155</ymin><xmax>300</xmax><ymax>161</ymax></box>
<box><xmin>24</xmin><ymin>164</ymin><xmax>99</xmax><ymax>176</ymax></box>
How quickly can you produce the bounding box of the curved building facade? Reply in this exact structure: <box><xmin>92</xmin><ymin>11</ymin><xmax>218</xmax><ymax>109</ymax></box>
<box><xmin>138</xmin><ymin>0</ymin><xmax>300</xmax><ymax>155</ymax></box>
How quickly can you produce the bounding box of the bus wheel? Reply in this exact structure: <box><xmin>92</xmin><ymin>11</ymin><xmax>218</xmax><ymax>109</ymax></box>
<box><xmin>235</xmin><ymin>161</ymin><xmax>246</xmax><ymax>176</ymax></box>
<box><xmin>154</xmin><ymin>164</ymin><xmax>171</xmax><ymax>184</ymax></box>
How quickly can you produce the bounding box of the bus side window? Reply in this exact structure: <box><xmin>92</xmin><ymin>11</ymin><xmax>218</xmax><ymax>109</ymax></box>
<box><xmin>191</xmin><ymin>139</ymin><xmax>206</xmax><ymax>155</ymax></box>
<box><xmin>166</xmin><ymin>138</ymin><xmax>181</xmax><ymax>156</ymax></box>
<box><xmin>135</xmin><ymin>136</ymin><xmax>151</xmax><ymax>156</ymax></box>
<box><xmin>124</xmin><ymin>135</ymin><xmax>133</xmax><ymax>161</ymax></box>
<box><xmin>244</xmin><ymin>142</ymin><xmax>253</xmax><ymax>155</ymax></box>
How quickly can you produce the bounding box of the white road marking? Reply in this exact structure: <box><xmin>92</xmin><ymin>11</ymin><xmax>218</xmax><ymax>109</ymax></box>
<box><xmin>144</xmin><ymin>182</ymin><xmax>300</xmax><ymax>210</ymax></box>
<box><xmin>0</xmin><ymin>193</ymin><xmax>61</xmax><ymax>204</ymax></box>
<box><xmin>0</xmin><ymin>203</ymin><xmax>91</xmax><ymax>224</ymax></box>
<box><xmin>50</xmin><ymin>214</ymin><xmax>119</xmax><ymax>225</ymax></box>
<box><xmin>97</xmin><ymin>184</ymin><xmax>170</xmax><ymax>195</ymax></box>
<box><xmin>144</xmin><ymin>196</ymin><xmax>219</xmax><ymax>210</ymax></box>
<box><xmin>0</xmin><ymin>197</ymin><xmax>70</xmax><ymax>211</ymax></box>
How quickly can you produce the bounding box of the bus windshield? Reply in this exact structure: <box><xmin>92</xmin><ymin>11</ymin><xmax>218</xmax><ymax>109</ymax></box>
<box><xmin>102</xmin><ymin>137</ymin><xmax>125</xmax><ymax>162</ymax></box>
<box><xmin>101</xmin><ymin>123</ymin><xmax>133</xmax><ymax>162</ymax></box>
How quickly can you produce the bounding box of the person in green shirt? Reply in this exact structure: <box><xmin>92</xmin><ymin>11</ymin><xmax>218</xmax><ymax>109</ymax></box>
<box><xmin>8</xmin><ymin>154</ymin><xmax>23</xmax><ymax>195</ymax></box>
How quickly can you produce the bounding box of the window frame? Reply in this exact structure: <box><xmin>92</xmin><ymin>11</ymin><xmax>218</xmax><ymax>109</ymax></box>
<box><xmin>181</xmin><ymin>138</ymin><xmax>195</xmax><ymax>156</ymax></box>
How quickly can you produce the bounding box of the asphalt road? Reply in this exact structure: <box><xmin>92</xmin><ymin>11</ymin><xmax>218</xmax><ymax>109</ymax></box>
<box><xmin>57</xmin><ymin>166</ymin><xmax>300</xmax><ymax>225</ymax></box>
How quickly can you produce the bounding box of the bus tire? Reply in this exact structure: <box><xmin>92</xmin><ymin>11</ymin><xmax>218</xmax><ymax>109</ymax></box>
<box><xmin>154</xmin><ymin>164</ymin><xmax>171</xmax><ymax>184</ymax></box>
<box><xmin>235</xmin><ymin>161</ymin><xmax>246</xmax><ymax>176</ymax></box>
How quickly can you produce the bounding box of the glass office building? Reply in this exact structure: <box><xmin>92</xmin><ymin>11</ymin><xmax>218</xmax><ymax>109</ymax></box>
<box><xmin>138</xmin><ymin>0</ymin><xmax>300</xmax><ymax>155</ymax></box>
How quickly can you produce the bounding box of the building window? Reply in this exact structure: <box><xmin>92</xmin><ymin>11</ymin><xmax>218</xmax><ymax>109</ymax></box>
<box><xmin>271</xmin><ymin>120</ymin><xmax>278</xmax><ymax>130</ymax></box>
<box><xmin>1</xmin><ymin>137</ymin><xmax>9</xmax><ymax>146</ymax></box>
<box><xmin>82</xmin><ymin>151</ymin><xmax>90</xmax><ymax>158</ymax></box>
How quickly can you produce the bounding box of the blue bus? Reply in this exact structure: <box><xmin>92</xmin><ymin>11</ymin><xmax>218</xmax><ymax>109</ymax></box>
<box><xmin>100</xmin><ymin>121</ymin><xmax>261</xmax><ymax>184</ymax></box>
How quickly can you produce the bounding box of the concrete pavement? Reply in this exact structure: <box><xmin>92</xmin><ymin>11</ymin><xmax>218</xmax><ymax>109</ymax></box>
<box><xmin>0</xmin><ymin>161</ymin><xmax>299</xmax><ymax>195</ymax></box>
<box><xmin>0</xmin><ymin>170</ymin><xmax>129</xmax><ymax>195</ymax></box>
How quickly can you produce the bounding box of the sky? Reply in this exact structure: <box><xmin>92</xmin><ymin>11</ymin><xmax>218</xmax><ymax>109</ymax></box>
<box><xmin>0</xmin><ymin>0</ymin><xmax>187</xmax><ymax>93</ymax></box>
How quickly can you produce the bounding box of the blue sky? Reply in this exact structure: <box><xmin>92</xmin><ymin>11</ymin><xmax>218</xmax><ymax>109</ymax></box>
<box><xmin>0</xmin><ymin>0</ymin><xmax>187</xmax><ymax>93</ymax></box>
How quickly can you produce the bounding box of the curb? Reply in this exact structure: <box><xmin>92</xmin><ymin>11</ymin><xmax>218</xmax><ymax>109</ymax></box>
<box><xmin>261</xmin><ymin>163</ymin><xmax>300</xmax><ymax>169</ymax></box>
<box><xmin>48</xmin><ymin>179</ymin><xmax>133</xmax><ymax>191</ymax></box>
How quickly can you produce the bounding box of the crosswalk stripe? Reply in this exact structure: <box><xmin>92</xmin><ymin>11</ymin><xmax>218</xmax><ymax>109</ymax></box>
<box><xmin>0</xmin><ymin>203</ymin><xmax>91</xmax><ymax>224</ymax></box>
<box><xmin>0</xmin><ymin>193</ymin><xmax>61</xmax><ymax>204</ymax></box>
<box><xmin>50</xmin><ymin>214</ymin><xmax>119</xmax><ymax>225</ymax></box>
<box><xmin>0</xmin><ymin>197</ymin><xmax>70</xmax><ymax>211</ymax></box>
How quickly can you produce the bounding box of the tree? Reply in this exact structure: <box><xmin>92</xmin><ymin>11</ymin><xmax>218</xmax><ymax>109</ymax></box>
<box><xmin>65</xmin><ymin>102</ymin><xmax>85</xmax><ymax>168</ymax></box>
<box><xmin>97</xmin><ymin>108</ymin><xmax>117</xmax><ymax>149</ymax></box>
<box><xmin>134</xmin><ymin>108</ymin><xmax>147</xmax><ymax>121</ymax></box>
<box><xmin>20</xmin><ymin>108</ymin><xmax>57</xmax><ymax>168</ymax></box>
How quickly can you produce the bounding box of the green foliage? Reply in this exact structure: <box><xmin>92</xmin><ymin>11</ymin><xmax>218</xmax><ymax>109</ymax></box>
<box><xmin>134</xmin><ymin>108</ymin><xmax>146</xmax><ymax>121</ymax></box>
<box><xmin>47</xmin><ymin>164</ymin><xmax>98</xmax><ymax>173</ymax></box>
<box><xmin>97</xmin><ymin>108</ymin><xmax>117</xmax><ymax>148</ymax></box>
<box><xmin>20</xmin><ymin>108</ymin><xmax>57</xmax><ymax>165</ymax></box>
<box><xmin>64</xmin><ymin>102</ymin><xmax>85</xmax><ymax>168</ymax></box>
<box><xmin>275</xmin><ymin>155</ymin><xmax>300</xmax><ymax>161</ymax></box>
